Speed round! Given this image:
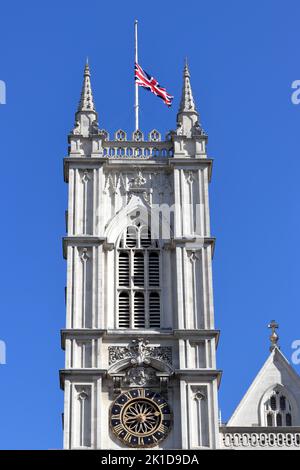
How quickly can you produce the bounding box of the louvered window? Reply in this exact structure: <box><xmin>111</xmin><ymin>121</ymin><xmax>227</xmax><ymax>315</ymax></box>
<box><xmin>118</xmin><ymin>292</ymin><xmax>130</xmax><ymax>328</ymax></box>
<box><xmin>149</xmin><ymin>252</ymin><xmax>159</xmax><ymax>287</ymax></box>
<box><xmin>117</xmin><ymin>223</ymin><xmax>160</xmax><ymax>329</ymax></box>
<box><xmin>133</xmin><ymin>252</ymin><xmax>144</xmax><ymax>287</ymax></box>
<box><xmin>126</xmin><ymin>226</ymin><xmax>137</xmax><ymax>248</ymax></box>
<box><xmin>149</xmin><ymin>292</ymin><xmax>160</xmax><ymax>327</ymax></box>
<box><xmin>140</xmin><ymin>227</ymin><xmax>152</xmax><ymax>248</ymax></box>
<box><xmin>134</xmin><ymin>292</ymin><xmax>145</xmax><ymax>328</ymax></box>
<box><xmin>118</xmin><ymin>252</ymin><xmax>129</xmax><ymax>286</ymax></box>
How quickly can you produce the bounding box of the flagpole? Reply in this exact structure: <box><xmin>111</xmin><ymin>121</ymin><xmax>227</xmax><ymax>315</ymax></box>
<box><xmin>134</xmin><ymin>19</ymin><xmax>139</xmax><ymax>131</ymax></box>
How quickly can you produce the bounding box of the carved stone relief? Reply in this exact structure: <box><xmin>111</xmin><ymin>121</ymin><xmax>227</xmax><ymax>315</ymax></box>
<box><xmin>108</xmin><ymin>338</ymin><xmax>172</xmax><ymax>366</ymax></box>
<box><xmin>124</xmin><ymin>366</ymin><xmax>158</xmax><ymax>387</ymax></box>
<box><xmin>103</xmin><ymin>171</ymin><xmax>173</xmax><ymax>203</ymax></box>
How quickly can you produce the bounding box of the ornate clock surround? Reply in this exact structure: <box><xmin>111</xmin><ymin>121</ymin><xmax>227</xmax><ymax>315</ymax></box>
<box><xmin>110</xmin><ymin>388</ymin><xmax>172</xmax><ymax>448</ymax></box>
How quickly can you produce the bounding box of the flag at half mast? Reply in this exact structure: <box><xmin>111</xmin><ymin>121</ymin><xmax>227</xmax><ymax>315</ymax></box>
<box><xmin>134</xmin><ymin>62</ymin><xmax>174</xmax><ymax>107</ymax></box>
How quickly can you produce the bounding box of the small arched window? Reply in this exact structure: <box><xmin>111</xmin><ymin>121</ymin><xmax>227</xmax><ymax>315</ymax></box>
<box><xmin>266</xmin><ymin>413</ymin><xmax>273</xmax><ymax>427</ymax></box>
<box><xmin>263</xmin><ymin>387</ymin><xmax>293</xmax><ymax>427</ymax></box>
<box><xmin>280</xmin><ymin>396</ymin><xmax>286</xmax><ymax>411</ymax></box>
<box><xmin>117</xmin><ymin>222</ymin><xmax>161</xmax><ymax>329</ymax></box>
<box><xmin>276</xmin><ymin>413</ymin><xmax>282</xmax><ymax>426</ymax></box>
<box><xmin>286</xmin><ymin>413</ymin><xmax>292</xmax><ymax>426</ymax></box>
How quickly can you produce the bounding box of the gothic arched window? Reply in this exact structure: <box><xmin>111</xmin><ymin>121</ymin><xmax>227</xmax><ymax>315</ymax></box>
<box><xmin>117</xmin><ymin>223</ymin><xmax>160</xmax><ymax>329</ymax></box>
<box><xmin>263</xmin><ymin>387</ymin><xmax>293</xmax><ymax>427</ymax></box>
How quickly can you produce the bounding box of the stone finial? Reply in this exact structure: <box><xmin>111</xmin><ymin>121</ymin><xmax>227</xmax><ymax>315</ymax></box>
<box><xmin>178</xmin><ymin>60</ymin><xmax>197</xmax><ymax>114</ymax></box>
<box><xmin>268</xmin><ymin>320</ymin><xmax>279</xmax><ymax>352</ymax></box>
<box><xmin>77</xmin><ymin>60</ymin><xmax>96</xmax><ymax>112</ymax></box>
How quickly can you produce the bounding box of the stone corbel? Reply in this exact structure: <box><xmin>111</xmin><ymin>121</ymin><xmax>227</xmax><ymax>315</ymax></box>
<box><xmin>163</xmin><ymin>238</ymin><xmax>176</xmax><ymax>251</ymax></box>
<box><xmin>103</xmin><ymin>241</ymin><xmax>114</xmax><ymax>252</ymax></box>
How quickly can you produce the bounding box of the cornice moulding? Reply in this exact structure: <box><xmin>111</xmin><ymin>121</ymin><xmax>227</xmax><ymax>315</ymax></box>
<box><xmin>175</xmin><ymin>369</ymin><xmax>223</xmax><ymax>387</ymax></box>
<box><xmin>60</xmin><ymin>328</ymin><xmax>220</xmax><ymax>349</ymax></box>
<box><xmin>63</xmin><ymin>157</ymin><xmax>214</xmax><ymax>183</ymax></box>
<box><xmin>62</xmin><ymin>236</ymin><xmax>106</xmax><ymax>259</ymax></box>
<box><xmin>59</xmin><ymin>369</ymin><xmax>107</xmax><ymax>389</ymax></box>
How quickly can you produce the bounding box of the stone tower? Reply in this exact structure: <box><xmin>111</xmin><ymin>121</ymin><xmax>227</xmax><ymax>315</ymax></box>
<box><xmin>60</xmin><ymin>61</ymin><xmax>221</xmax><ymax>449</ymax></box>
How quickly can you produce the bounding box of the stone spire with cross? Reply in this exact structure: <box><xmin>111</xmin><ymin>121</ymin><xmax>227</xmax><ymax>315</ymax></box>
<box><xmin>268</xmin><ymin>320</ymin><xmax>279</xmax><ymax>352</ymax></box>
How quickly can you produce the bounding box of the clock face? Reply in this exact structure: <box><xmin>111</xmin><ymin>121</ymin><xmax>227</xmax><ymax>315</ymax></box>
<box><xmin>110</xmin><ymin>388</ymin><xmax>172</xmax><ymax>448</ymax></box>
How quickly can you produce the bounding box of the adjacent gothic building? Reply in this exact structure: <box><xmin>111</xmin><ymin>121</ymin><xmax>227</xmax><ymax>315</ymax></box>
<box><xmin>60</xmin><ymin>62</ymin><xmax>300</xmax><ymax>449</ymax></box>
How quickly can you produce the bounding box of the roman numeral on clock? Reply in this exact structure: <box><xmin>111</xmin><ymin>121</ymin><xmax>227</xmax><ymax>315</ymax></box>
<box><xmin>158</xmin><ymin>403</ymin><xmax>168</xmax><ymax>410</ymax></box>
<box><xmin>113</xmin><ymin>423</ymin><xmax>124</xmax><ymax>434</ymax></box>
<box><xmin>124</xmin><ymin>432</ymin><xmax>132</xmax><ymax>442</ymax></box>
<box><xmin>158</xmin><ymin>424</ymin><xmax>168</xmax><ymax>433</ymax></box>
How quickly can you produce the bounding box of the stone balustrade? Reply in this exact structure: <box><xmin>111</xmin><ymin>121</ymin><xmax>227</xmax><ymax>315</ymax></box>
<box><xmin>94</xmin><ymin>128</ymin><xmax>174</xmax><ymax>159</ymax></box>
<box><xmin>220</xmin><ymin>426</ymin><xmax>300</xmax><ymax>449</ymax></box>
<box><xmin>102</xmin><ymin>142</ymin><xmax>173</xmax><ymax>159</ymax></box>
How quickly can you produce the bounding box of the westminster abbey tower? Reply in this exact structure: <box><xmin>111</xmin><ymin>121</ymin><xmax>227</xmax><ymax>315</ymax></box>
<box><xmin>60</xmin><ymin>62</ymin><xmax>300</xmax><ymax>450</ymax></box>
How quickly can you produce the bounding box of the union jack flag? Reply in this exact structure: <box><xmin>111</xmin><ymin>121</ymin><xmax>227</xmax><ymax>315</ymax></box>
<box><xmin>134</xmin><ymin>63</ymin><xmax>173</xmax><ymax>107</ymax></box>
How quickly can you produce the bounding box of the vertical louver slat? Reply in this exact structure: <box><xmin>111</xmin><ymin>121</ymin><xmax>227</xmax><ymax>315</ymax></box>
<box><xmin>118</xmin><ymin>292</ymin><xmax>130</xmax><ymax>328</ymax></box>
<box><xmin>134</xmin><ymin>292</ymin><xmax>145</xmax><ymax>328</ymax></box>
<box><xmin>133</xmin><ymin>252</ymin><xmax>144</xmax><ymax>286</ymax></box>
<box><xmin>149</xmin><ymin>292</ymin><xmax>160</xmax><ymax>328</ymax></box>
<box><xmin>118</xmin><ymin>252</ymin><xmax>129</xmax><ymax>286</ymax></box>
<box><xmin>149</xmin><ymin>252</ymin><xmax>159</xmax><ymax>287</ymax></box>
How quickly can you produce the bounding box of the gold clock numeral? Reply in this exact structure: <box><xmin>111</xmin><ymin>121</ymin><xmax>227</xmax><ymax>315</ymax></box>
<box><xmin>158</xmin><ymin>403</ymin><xmax>167</xmax><ymax>410</ymax></box>
<box><xmin>138</xmin><ymin>437</ymin><xmax>144</xmax><ymax>446</ymax></box>
<box><xmin>113</xmin><ymin>423</ymin><xmax>124</xmax><ymax>434</ymax></box>
<box><xmin>124</xmin><ymin>432</ymin><xmax>132</xmax><ymax>442</ymax></box>
<box><xmin>111</xmin><ymin>414</ymin><xmax>120</xmax><ymax>420</ymax></box>
<box><xmin>139</xmin><ymin>389</ymin><xmax>145</xmax><ymax>398</ymax></box>
<box><xmin>158</xmin><ymin>424</ymin><xmax>168</xmax><ymax>434</ymax></box>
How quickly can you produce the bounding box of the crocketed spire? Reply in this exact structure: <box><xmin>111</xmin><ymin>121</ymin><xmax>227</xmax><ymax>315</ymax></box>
<box><xmin>77</xmin><ymin>60</ymin><xmax>96</xmax><ymax>112</ymax></box>
<box><xmin>176</xmin><ymin>60</ymin><xmax>200</xmax><ymax>138</ymax></box>
<box><xmin>178</xmin><ymin>60</ymin><xmax>197</xmax><ymax>113</ymax></box>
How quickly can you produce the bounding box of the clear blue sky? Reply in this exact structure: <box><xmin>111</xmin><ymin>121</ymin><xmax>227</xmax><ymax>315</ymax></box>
<box><xmin>0</xmin><ymin>0</ymin><xmax>300</xmax><ymax>449</ymax></box>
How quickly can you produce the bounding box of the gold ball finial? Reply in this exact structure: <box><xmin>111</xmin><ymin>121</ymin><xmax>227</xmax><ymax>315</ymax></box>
<box><xmin>268</xmin><ymin>320</ymin><xmax>279</xmax><ymax>352</ymax></box>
